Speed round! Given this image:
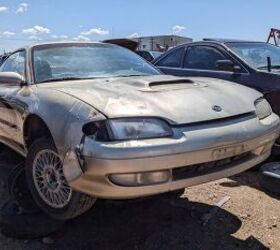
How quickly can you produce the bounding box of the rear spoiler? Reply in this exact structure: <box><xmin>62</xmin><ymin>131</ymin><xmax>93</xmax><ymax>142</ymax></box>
<box><xmin>103</xmin><ymin>38</ymin><xmax>138</xmax><ymax>51</ymax></box>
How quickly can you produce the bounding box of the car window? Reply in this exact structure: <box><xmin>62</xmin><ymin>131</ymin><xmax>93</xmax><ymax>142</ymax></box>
<box><xmin>136</xmin><ymin>51</ymin><xmax>153</xmax><ymax>62</ymax></box>
<box><xmin>0</xmin><ymin>51</ymin><xmax>26</xmax><ymax>77</ymax></box>
<box><xmin>156</xmin><ymin>47</ymin><xmax>185</xmax><ymax>67</ymax></box>
<box><xmin>184</xmin><ymin>46</ymin><xmax>227</xmax><ymax>70</ymax></box>
<box><xmin>227</xmin><ymin>42</ymin><xmax>280</xmax><ymax>70</ymax></box>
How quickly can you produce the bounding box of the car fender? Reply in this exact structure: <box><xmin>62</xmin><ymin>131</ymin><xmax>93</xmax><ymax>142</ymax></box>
<box><xmin>22</xmin><ymin>86</ymin><xmax>105</xmax><ymax>157</ymax></box>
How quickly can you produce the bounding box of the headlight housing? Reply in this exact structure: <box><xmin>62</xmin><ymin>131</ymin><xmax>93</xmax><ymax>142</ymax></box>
<box><xmin>108</xmin><ymin>118</ymin><xmax>173</xmax><ymax>140</ymax></box>
<box><xmin>255</xmin><ymin>98</ymin><xmax>272</xmax><ymax>120</ymax></box>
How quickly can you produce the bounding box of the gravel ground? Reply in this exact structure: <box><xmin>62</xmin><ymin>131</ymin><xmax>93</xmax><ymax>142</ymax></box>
<box><xmin>0</xmin><ymin>149</ymin><xmax>279</xmax><ymax>250</ymax></box>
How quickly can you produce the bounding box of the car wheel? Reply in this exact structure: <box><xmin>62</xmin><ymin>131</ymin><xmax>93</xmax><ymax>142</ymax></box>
<box><xmin>259</xmin><ymin>162</ymin><xmax>280</xmax><ymax>194</ymax></box>
<box><xmin>25</xmin><ymin>138</ymin><xmax>96</xmax><ymax>220</ymax></box>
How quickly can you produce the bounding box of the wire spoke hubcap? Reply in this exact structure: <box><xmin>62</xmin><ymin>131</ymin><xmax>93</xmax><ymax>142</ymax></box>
<box><xmin>32</xmin><ymin>149</ymin><xmax>72</xmax><ymax>208</ymax></box>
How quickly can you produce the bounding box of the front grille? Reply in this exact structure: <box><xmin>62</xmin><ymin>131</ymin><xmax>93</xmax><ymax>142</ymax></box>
<box><xmin>172</xmin><ymin>112</ymin><xmax>256</xmax><ymax>128</ymax></box>
<box><xmin>172</xmin><ymin>152</ymin><xmax>251</xmax><ymax>181</ymax></box>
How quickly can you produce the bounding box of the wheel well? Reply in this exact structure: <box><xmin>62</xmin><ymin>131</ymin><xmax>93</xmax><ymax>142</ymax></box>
<box><xmin>23</xmin><ymin>115</ymin><xmax>53</xmax><ymax>148</ymax></box>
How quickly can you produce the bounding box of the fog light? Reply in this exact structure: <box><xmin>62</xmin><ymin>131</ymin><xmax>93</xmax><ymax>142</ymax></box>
<box><xmin>109</xmin><ymin>170</ymin><xmax>171</xmax><ymax>187</ymax></box>
<box><xmin>63</xmin><ymin>150</ymin><xmax>83</xmax><ymax>182</ymax></box>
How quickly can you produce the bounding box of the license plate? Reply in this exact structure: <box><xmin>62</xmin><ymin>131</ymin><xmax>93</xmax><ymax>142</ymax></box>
<box><xmin>213</xmin><ymin>145</ymin><xmax>247</xmax><ymax>160</ymax></box>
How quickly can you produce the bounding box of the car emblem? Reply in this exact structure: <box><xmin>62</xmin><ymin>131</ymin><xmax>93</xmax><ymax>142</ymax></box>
<box><xmin>212</xmin><ymin>105</ymin><xmax>222</xmax><ymax>112</ymax></box>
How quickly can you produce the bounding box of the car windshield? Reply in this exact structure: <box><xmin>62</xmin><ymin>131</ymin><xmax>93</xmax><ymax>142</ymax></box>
<box><xmin>226</xmin><ymin>42</ymin><xmax>280</xmax><ymax>70</ymax></box>
<box><xmin>32</xmin><ymin>43</ymin><xmax>160</xmax><ymax>83</ymax></box>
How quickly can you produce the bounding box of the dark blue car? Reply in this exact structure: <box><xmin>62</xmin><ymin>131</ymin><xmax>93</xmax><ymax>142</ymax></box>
<box><xmin>153</xmin><ymin>39</ymin><xmax>280</xmax><ymax>151</ymax></box>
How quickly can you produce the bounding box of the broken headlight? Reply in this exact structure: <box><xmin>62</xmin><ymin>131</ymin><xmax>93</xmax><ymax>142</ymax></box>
<box><xmin>255</xmin><ymin>98</ymin><xmax>272</xmax><ymax>120</ymax></box>
<box><xmin>82</xmin><ymin>120</ymin><xmax>110</xmax><ymax>141</ymax></box>
<box><xmin>108</xmin><ymin>118</ymin><xmax>173</xmax><ymax>140</ymax></box>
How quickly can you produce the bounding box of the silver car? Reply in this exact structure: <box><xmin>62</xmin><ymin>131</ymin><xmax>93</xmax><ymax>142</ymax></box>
<box><xmin>0</xmin><ymin>42</ymin><xmax>279</xmax><ymax>220</ymax></box>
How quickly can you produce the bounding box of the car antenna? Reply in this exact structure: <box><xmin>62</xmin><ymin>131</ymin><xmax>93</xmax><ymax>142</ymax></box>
<box><xmin>267</xmin><ymin>57</ymin><xmax>271</xmax><ymax>72</ymax></box>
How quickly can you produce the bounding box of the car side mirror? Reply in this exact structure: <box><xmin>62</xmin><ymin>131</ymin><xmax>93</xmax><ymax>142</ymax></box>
<box><xmin>0</xmin><ymin>72</ymin><xmax>26</xmax><ymax>86</ymax></box>
<box><xmin>216</xmin><ymin>60</ymin><xmax>241</xmax><ymax>73</ymax></box>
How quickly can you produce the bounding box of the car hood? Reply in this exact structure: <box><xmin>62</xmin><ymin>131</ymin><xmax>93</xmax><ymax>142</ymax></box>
<box><xmin>39</xmin><ymin>75</ymin><xmax>262</xmax><ymax>125</ymax></box>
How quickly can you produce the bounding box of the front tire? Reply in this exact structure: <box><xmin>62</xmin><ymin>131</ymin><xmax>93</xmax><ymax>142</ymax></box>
<box><xmin>25</xmin><ymin>138</ymin><xmax>96</xmax><ymax>220</ymax></box>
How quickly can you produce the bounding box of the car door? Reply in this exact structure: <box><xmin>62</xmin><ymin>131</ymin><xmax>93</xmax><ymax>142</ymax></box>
<box><xmin>0</xmin><ymin>50</ymin><xmax>27</xmax><ymax>150</ymax></box>
<box><xmin>182</xmin><ymin>45</ymin><xmax>246</xmax><ymax>81</ymax></box>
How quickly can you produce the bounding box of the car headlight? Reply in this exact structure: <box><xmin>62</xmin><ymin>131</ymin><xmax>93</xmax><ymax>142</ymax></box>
<box><xmin>255</xmin><ymin>98</ymin><xmax>272</xmax><ymax>120</ymax></box>
<box><xmin>108</xmin><ymin>118</ymin><xmax>173</xmax><ymax>140</ymax></box>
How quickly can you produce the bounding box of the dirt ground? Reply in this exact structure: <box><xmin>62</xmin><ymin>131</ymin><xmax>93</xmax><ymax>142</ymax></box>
<box><xmin>0</xmin><ymin>149</ymin><xmax>279</xmax><ymax>250</ymax></box>
<box><xmin>0</xmin><ymin>171</ymin><xmax>278</xmax><ymax>250</ymax></box>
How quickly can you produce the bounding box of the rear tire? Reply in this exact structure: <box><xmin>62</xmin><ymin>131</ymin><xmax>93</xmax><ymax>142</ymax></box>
<box><xmin>25</xmin><ymin>138</ymin><xmax>96</xmax><ymax>220</ymax></box>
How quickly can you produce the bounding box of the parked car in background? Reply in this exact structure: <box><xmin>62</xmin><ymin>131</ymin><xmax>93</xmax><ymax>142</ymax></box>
<box><xmin>0</xmin><ymin>41</ymin><xmax>279</xmax><ymax>221</ymax></box>
<box><xmin>0</xmin><ymin>53</ymin><xmax>10</xmax><ymax>66</ymax></box>
<box><xmin>103</xmin><ymin>38</ymin><xmax>163</xmax><ymax>62</ymax></box>
<box><xmin>153</xmin><ymin>40</ymin><xmax>280</xmax><ymax>149</ymax></box>
<box><xmin>103</xmin><ymin>38</ymin><xmax>138</xmax><ymax>51</ymax></box>
<box><xmin>136</xmin><ymin>50</ymin><xmax>163</xmax><ymax>62</ymax></box>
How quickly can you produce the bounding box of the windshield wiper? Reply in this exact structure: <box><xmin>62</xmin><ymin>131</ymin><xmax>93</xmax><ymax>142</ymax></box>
<box><xmin>37</xmin><ymin>76</ymin><xmax>97</xmax><ymax>83</ymax></box>
<box><xmin>115</xmin><ymin>74</ymin><xmax>149</xmax><ymax>77</ymax></box>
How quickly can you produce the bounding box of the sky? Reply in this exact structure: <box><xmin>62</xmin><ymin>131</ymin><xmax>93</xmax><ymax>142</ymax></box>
<box><xmin>0</xmin><ymin>0</ymin><xmax>279</xmax><ymax>51</ymax></box>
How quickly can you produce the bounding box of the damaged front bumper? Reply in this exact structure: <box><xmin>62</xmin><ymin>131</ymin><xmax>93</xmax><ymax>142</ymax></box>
<box><xmin>63</xmin><ymin>113</ymin><xmax>280</xmax><ymax>199</ymax></box>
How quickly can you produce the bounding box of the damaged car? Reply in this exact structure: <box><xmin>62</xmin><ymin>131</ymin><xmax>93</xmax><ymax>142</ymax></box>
<box><xmin>0</xmin><ymin>41</ymin><xmax>279</xmax><ymax>220</ymax></box>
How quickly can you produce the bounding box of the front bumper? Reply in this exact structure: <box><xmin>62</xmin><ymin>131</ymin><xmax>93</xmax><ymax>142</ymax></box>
<box><xmin>65</xmin><ymin>113</ymin><xmax>280</xmax><ymax>199</ymax></box>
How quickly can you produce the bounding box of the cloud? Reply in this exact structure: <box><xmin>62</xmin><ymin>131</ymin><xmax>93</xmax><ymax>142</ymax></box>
<box><xmin>28</xmin><ymin>35</ymin><xmax>42</xmax><ymax>41</ymax></box>
<box><xmin>80</xmin><ymin>28</ymin><xmax>109</xmax><ymax>36</ymax></box>
<box><xmin>16</xmin><ymin>3</ymin><xmax>28</xmax><ymax>13</ymax></box>
<box><xmin>52</xmin><ymin>34</ymin><xmax>68</xmax><ymax>40</ymax></box>
<box><xmin>172</xmin><ymin>25</ymin><xmax>186</xmax><ymax>34</ymax></box>
<box><xmin>73</xmin><ymin>35</ymin><xmax>90</xmax><ymax>41</ymax></box>
<box><xmin>2</xmin><ymin>31</ymin><xmax>16</xmax><ymax>37</ymax></box>
<box><xmin>0</xmin><ymin>6</ymin><xmax>8</xmax><ymax>12</ymax></box>
<box><xmin>127</xmin><ymin>33</ymin><xmax>139</xmax><ymax>38</ymax></box>
<box><xmin>22</xmin><ymin>25</ymin><xmax>50</xmax><ymax>35</ymax></box>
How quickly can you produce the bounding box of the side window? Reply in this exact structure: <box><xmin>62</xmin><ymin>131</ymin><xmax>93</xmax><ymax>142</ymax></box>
<box><xmin>184</xmin><ymin>46</ymin><xmax>227</xmax><ymax>70</ymax></box>
<box><xmin>141</xmin><ymin>52</ymin><xmax>153</xmax><ymax>62</ymax></box>
<box><xmin>0</xmin><ymin>51</ymin><xmax>26</xmax><ymax>77</ymax></box>
<box><xmin>157</xmin><ymin>47</ymin><xmax>185</xmax><ymax>68</ymax></box>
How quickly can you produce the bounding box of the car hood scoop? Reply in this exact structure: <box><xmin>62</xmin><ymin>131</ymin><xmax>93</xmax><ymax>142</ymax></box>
<box><xmin>44</xmin><ymin>75</ymin><xmax>261</xmax><ymax>125</ymax></box>
<box><xmin>148</xmin><ymin>78</ymin><xmax>196</xmax><ymax>91</ymax></box>
<box><xmin>103</xmin><ymin>75</ymin><xmax>198</xmax><ymax>91</ymax></box>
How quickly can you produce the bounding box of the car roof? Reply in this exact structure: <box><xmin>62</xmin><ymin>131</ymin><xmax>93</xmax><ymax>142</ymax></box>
<box><xmin>14</xmin><ymin>41</ymin><xmax>116</xmax><ymax>52</ymax></box>
<box><xmin>176</xmin><ymin>39</ymin><xmax>266</xmax><ymax>48</ymax></box>
<box><xmin>202</xmin><ymin>38</ymin><xmax>262</xmax><ymax>43</ymax></box>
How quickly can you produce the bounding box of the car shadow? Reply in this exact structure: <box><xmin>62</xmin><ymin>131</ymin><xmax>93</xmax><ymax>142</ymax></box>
<box><xmin>220</xmin><ymin>171</ymin><xmax>280</xmax><ymax>201</ymax></box>
<box><xmin>49</xmin><ymin>195</ymin><xmax>268</xmax><ymax>250</ymax></box>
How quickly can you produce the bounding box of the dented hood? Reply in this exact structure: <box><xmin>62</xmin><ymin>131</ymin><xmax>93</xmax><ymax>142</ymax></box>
<box><xmin>39</xmin><ymin>75</ymin><xmax>262</xmax><ymax>125</ymax></box>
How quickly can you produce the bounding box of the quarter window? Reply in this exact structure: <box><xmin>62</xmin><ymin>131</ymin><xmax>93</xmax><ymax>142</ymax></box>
<box><xmin>184</xmin><ymin>46</ymin><xmax>227</xmax><ymax>70</ymax></box>
<box><xmin>157</xmin><ymin>47</ymin><xmax>185</xmax><ymax>67</ymax></box>
<box><xmin>0</xmin><ymin>51</ymin><xmax>26</xmax><ymax>77</ymax></box>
